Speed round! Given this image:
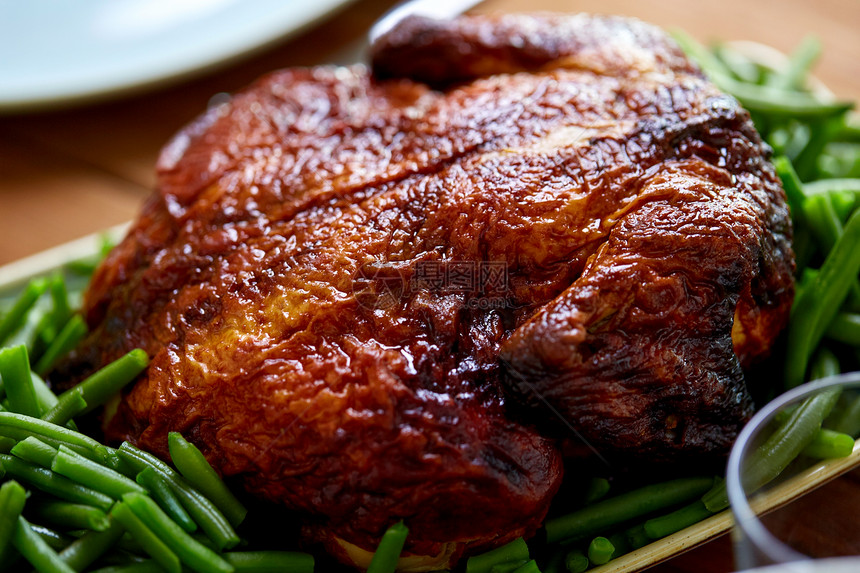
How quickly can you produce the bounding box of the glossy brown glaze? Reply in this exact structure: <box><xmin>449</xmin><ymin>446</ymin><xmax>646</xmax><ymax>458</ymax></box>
<box><xmin>54</xmin><ymin>13</ymin><xmax>793</xmax><ymax>570</ymax></box>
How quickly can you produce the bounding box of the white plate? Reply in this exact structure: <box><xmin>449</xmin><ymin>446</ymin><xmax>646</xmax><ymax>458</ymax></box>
<box><xmin>0</xmin><ymin>0</ymin><xmax>357</xmax><ymax>112</ymax></box>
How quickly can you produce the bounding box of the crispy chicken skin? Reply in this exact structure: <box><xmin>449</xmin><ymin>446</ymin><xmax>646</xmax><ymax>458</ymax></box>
<box><xmin>53</xmin><ymin>13</ymin><xmax>793</xmax><ymax>570</ymax></box>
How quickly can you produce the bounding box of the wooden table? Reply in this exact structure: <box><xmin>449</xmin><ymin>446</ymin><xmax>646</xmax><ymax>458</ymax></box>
<box><xmin>0</xmin><ymin>0</ymin><xmax>857</xmax><ymax>570</ymax></box>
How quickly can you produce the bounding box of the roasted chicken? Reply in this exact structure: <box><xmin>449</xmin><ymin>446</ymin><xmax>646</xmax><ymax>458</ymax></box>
<box><xmin>53</xmin><ymin>12</ymin><xmax>794</xmax><ymax>571</ymax></box>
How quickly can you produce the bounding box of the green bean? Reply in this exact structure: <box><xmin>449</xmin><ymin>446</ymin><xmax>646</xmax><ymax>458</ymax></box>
<box><xmin>586</xmin><ymin>537</ymin><xmax>614</xmax><ymax>566</ymax></box>
<box><xmin>30</xmin><ymin>371</ymin><xmax>61</xmax><ymax>414</ymax></box>
<box><xmin>11</xmin><ymin>435</ymin><xmax>59</xmax><ymax>468</ymax></box>
<box><xmin>135</xmin><ymin>466</ymin><xmax>197</xmax><ymax>533</ymax></box>
<box><xmin>167</xmin><ymin>431</ymin><xmax>247</xmax><ymax>527</ymax></box>
<box><xmin>116</xmin><ymin>442</ymin><xmax>239</xmax><ymax>550</ymax></box>
<box><xmin>51</xmin><ymin>349</ymin><xmax>149</xmax><ymax>418</ymax></box>
<box><xmin>824</xmin><ymin>312</ymin><xmax>860</xmax><ymax>345</ymax></box>
<box><xmin>544</xmin><ymin>477</ymin><xmax>714</xmax><ymax>544</ymax></box>
<box><xmin>0</xmin><ymin>345</ymin><xmax>41</xmax><ymax>417</ymax></box>
<box><xmin>818</xmin><ymin>142</ymin><xmax>860</xmax><ymax>179</ymax></box>
<box><xmin>801</xmin><ymin>428</ymin><xmax>855</xmax><ymax>458</ymax></box>
<box><xmin>608</xmin><ymin>531</ymin><xmax>630</xmax><ymax>558</ymax></box>
<box><xmin>563</xmin><ymin>549</ymin><xmax>589</xmax><ymax>573</ymax></box>
<box><xmin>703</xmin><ymin>388</ymin><xmax>841</xmax><ymax>512</ymax></box>
<box><xmin>31</xmin><ymin>317</ymin><xmax>58</xmax><ymax>362</ymax></box>
<box><xmin>0</xmin><ymin>454</ymin><xmax>114</xmax><ymax>510</ymax></box>
<box><xmin>785</xmin><ymin>208</ymin><xmax>860</xmax><ymax>388</ymax></box>
<box><xmin>40</xmin><ymin>272</ymin><xmax>71</xmax><ymax>326</ymax></box>
<box><xmin>366</xmin><ymin>520</ymin><xmax>409</xmax><ymax>573</ymax></box>
<box><xmin>828</xmin><ymin>189</ymin><xmax>859</xmax><ymax>223</ymax></box>
<box><xmin>52</xmin><ymin>444</ymin><xmax>146</xmax><ymax>500</ymax></box>
<box><xmin>103</xmin><ymin>529</ymin><xmax>151</xmax><ymax>556</ymax></box>
<box><xmin>0</xmin><ymin>479</ymin><xmax>28</xmax><ymax>558</ymax></box>
<box><xmin>101</xmin><ymin>446</ymin><xmax>130</xmax><ymax>474</ymax></box>
<box><xmin>836</xmin><ymin>117</ymin><xmax>860</xmax><ymax>142</ymax></box>
<box><xmin>674</xmin><ymin>30</ymin><xmax>852</xmax><ymax>118</ymax></box>
<box><xmin>731</xmin><ymin>78</ymin><xmax>851</xmax><ymax>117</ymax></box>
<box><xmin>672</xmin><ymin>30</ymin><xmax>836</xmax><ymax>126</ymax></box>
<box><xmin>790</xmin><ymin>124</ymin><xmax>815</xmax><ymax>163</ymax></box>
<box><xmin>110</xmin><ymin>501</ymin><xmax>182</xmax><ymax>573</ymax></box>
<box><xmin>809</xmin><ymin>347</ymin><xmax>841</xmax><ymax>382</ymax></box>
<box><xmin>35</xmin><ymin>315</ymin><xmax>88</xmax><ymax>376</ymax></box>
<box><xmin>803</xmin><ymin>192</ymin><xmax>843</xmax><ymax>254</ymax></box>
<box><xmin>50</xmin><ymin>271</ymin><xmax>72</xmax><ymax>316</ymax></box>
<box><xmin>122</xmin><ymin>491</ymin><xmax>234</xmax><ymax>573</ymax></box>
<box><xmin>766</xmin><ymin>35</ymin><xmax>821</xmax><ymax>91</ymax></box>
<box><xmin>489</xmin><ymin>562</ymin><xmax>525</xmax><ymax>573</ymax></box>
<box><xmin>0</xmin><ymin>424</ymin><xmax>94</xmax><ymax>461</ymax></box>
<box><xmin>89</xmin><ymin>563</ymin><xmax>167</xmax><ymax>573</ymax></box>
<box><xmin>41</xmin><ymin>389</ymin><xmax>88</xmax><ymax>426</ymax></box>
<box><xmin>32</xmin><ymin>274</ymin><xmax>74</xmax><ymax>357</ymax></box>
<box><xmin>793</xmin><ymin>224</ymin><xmax>816</xmax><ymax>277</ymax></box>
<box><xmin>0</xmin><ymin>278</ymin><xmax>48</xmax><ymax>346</ymax></box>
<box><xmin>510</xmin><ymin>560</ymin><xmax>540</xmax><ymax>573</ymax></box>
<box><xmin>31</xmin><ymin>524</ymin><xmax>75</xmax><ymax>551</ymax></box>
<box><xmin>0</xmin><ymin>411</ymin><xmax>108</xmax><ymax>460</ymax></box>
<box><xmin>773</xmin><ymin>156</ymin><xmax>807</xmax><ymax>220</ymax></box>
<box><xmin>669</xmin><ymin>29</ymin><xmax>733</xmax><ymax>80</ymax></box>
<box><xmin>583</xmin><ymin>477</ymin><xmax>610</xmax><ymax>505</ymax></box>
<box><xmin>115</xmin><ymin>441</ymin><xmax>176</xmax><ymax>477</ymax></box>
<box><xmin>12</xmin><ymin>515</ymin><xmax>76</xmax><ymax>573</ymax></box>
<box><xmin>804</xmin><ymin>177</ymin><xmax>860</xmax><ymax>197</ymax></box>
<box><xmin>829</xmin><ymin>393</ymin><xmax>860</xmax><ymax>437</ymax></box>
<box><xmin>223</xmin><ymin>551</ymin><xmax>315</xmax><ymax>573</ymax></box>
<box><xmin>27</xmin><ymin>499</ymin><xmax>111</xmax><ymax>532</ymax></box>
<box><xmin>466</xmin><ymin>537</ymin><xmax>530</xmax><ymax>573</ymax></box>
<box><xmin>0</xmin><ymin>534</ymin><xmax>20</xmax><ymax>569</ymax></box>
<box><xmin>643</xmin><ymin>500</ymin><xmax>713</xmax><ymax>539</ymax></box>
<box><xmin>713</xmin><ymin>43</ymin><xmax>761</xmax><ymax>84</ymax></box>
<box><xmin>624</xmin><ymin>523</ymin><xmax>651</xmax><ymax>550</ymax></box>
<box><xmin>767</xmin><ymin>124</ymin><xmax>794</xmax><ymax>158</ymax></box>
<box><xmin>58</xmin><ymin>515</ymin><xmax>126</xmax><ymax>571</ymax></box>
<box><xmin>794</xmin><ymin>267</ymin><xmax>818</xmax><ymax>307</ymax></box>
<box><xmin>0</xmin><ymin>435</ymin><xmax>15</xmax><ymax>454</ymax></box>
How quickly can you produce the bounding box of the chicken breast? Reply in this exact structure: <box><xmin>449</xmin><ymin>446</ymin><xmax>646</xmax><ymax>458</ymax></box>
<box><xmin>53</xmin><ymin>13</ymin><xmax>794</xmax><ymax>571</ymax></box>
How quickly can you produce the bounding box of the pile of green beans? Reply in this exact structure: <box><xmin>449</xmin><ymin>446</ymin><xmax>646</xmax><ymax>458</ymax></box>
<box><xmin>465</xmin><ymin>537</ymin><xmax>539</xmax><ymax>573</ymax></box>
<box><xmin>0</xmin><ymin>271</ymin><xmax>320</xmax><ymax>573</ymax></box>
